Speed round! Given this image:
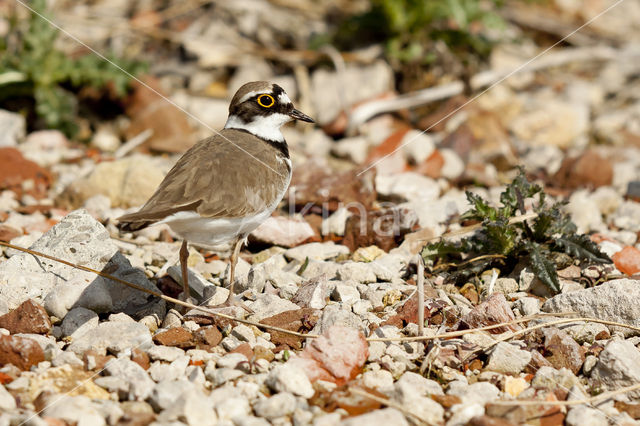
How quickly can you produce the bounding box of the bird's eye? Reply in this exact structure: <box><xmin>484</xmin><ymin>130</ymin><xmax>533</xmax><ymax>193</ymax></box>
<box><xmin>257</xmin><ymin>94</ymin><xmax>275</xmax><ymax>108</ymax></box>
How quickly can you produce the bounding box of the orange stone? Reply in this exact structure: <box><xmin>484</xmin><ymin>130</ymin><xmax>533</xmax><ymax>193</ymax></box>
<box><xmin>612</xmin><ymin>246</ymin><xmax>640</xmax><ymax>275</ymax></box>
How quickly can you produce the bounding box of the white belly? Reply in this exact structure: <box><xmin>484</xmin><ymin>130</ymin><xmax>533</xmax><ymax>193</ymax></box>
<box><xmin>158</xmin><ymin>208</ymin><xmax>274</xmax><ymax>249</ymax></box>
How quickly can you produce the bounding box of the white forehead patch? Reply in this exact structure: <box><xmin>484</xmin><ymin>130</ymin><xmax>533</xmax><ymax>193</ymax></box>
<box><xmin>278</xmin><ymin>93</ymin><xmax>291</xmax><ymax>104</ymax></box>
<box><xmin>238</xmin><ymin>90</ymin><xmax>266</xmax><ymax>104</ymax></box>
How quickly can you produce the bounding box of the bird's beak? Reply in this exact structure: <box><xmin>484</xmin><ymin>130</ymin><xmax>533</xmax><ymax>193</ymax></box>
<box><xmin>289</xmin><ymin>109</ymin><xmax>315</xmax><ymax>123</ymax></box>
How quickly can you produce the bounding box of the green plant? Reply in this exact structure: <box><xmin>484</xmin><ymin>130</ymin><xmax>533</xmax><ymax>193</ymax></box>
<box><xmin>0</xmin><ymin>0</ymin><xmax>146</xmax><ymax>137</ymax></box>
<box><xmin>422</xmin><ymin>168</ymin><xmax>611</xmax><ymax>293</ymax></box>
<box><xmin>329</xmin><ymin>0</ymin><xmax>506</xmax><ymax>64</ymax></box>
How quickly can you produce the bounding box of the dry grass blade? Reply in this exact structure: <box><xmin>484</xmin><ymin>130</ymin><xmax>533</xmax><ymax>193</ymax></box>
<box><xmin>0</xmin><ymin>241</ymin><xmax>318</xmax><ymax>338</ymax></box>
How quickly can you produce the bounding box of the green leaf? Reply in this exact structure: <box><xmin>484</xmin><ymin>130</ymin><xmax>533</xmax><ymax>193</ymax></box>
<box><xmin>463</xmin><ymin>191</ymin><xmax>497</xmax><ymax>221</ymax></box>
<box><xmin>526</xmin><ymin>242</ymin><xmax>561</xmax><ymax>293</ymax></box>
<box><xmin>555</xmin><ymin>234</ymin><xmax>612</xmax><ymax>264</ymax></box>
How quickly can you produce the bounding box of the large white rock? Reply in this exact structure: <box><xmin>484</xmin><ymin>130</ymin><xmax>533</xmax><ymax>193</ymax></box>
<box><xmin>591</xmin><ymin>340</ymin><xmax>640</xmax><ymax>398</ymax></box>
<box><xmin>0</xmin><ymin>209</ymin><xmax>164</xmax><ymax>319</ymax></box>
<box><xmin>542</xmin><ymin>279</ymin><xmax>640</xmax><ymax>336</ymax></box>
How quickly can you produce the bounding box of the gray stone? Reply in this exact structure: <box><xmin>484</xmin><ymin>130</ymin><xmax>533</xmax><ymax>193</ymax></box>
<box><xmin>485</xmin><ymin>342</ymin><xmax>532</xmax><ymax>374</ymax></box>
<box><xmin>266</xmin><ymin>363</ymin><xmax>314</xmax><ymax>398</ymax></box>
<box><xmin>214</xmin><ymin>395</ymin><xmax>252</xmax><ymax>421</ymax></box>
<box><xmin>448</xmin><ymin>382</ymin><xmax>500</xmax><ymax>405</ymax></box>
<box><xmin>332</xmin><ymin>284</ymin><xmax>361</xmax><ymax>305</ymax></box>
<box><xmin>0</xmin><ymin>110</ymin><xmax>25</xmax><ymax>147</ymax></box>
<box><xmin>146</xmin><ymin>345</ymin><xmax>185</xmax><ymax>362</ymax></box>
<box><xmin>311</xmin><ymin>304</ymin><xmax>364</xmax><ymax>334</ymax></box>
<box><xmin>248</xmin><ymin>294</ymin><xmax>300</xmax><ymax>321</ymax></box>
<box><xmin>512</xmin><ymin>297</ymin><xmax>540</xmax><ymax>316</ymax></box>
<box><xmin>532</xmin><ymin>366</ymin><xmax>581</xmax><ymax>391</ymax></box>
<box><xmin>362</xmin><ymin>370</ymin><xmax>394</xmax><ymax>392</ymax></box>
<box><xmin>61</xmin><ymin>307</ymin><xmax>99</xmax><ymax>339</ymax></box>
<box><xmin>339</xmin><ymin>408</ymin><xmax>408</xmax><ymax>426</ymax></box>
<box><xmin>337</xmin><ymin>262</ymin><xmax>377</xmax><ymax>283</ymax></box>
<box><xmin>231</xmin><ymin>324</ymin><xmax>256</xmax><ymax>346</ymax></box>
<box><xmin>565</xmin><ymin>405</ymin><xmax>609</xmax><ymax>426</ymax></box>
<box><xmin>148</xmin><ymin>379</ymin><xmax>196</xmax><ymax>411</ymax></box>
<box><xmin>156</xmin><ymin>388</ymin><xmax>217</xmax><ymax>425</ymax></box>
<box><xmin>0</xmin><ymin>209</ymin><xmax>164</xmax><ymax>317</ymax></box>
<box><xmin>51</xmin><ymin>351</ymin><xmax>84</xmax><ymax>368</ymax></box>
<box><xmin>394</xmin><ymin>372</ymin><xmax>444</xmax><ymax>400</ymax></box>
<box><xmin>292</xmin><ymin>277</ymin><xmax>334</xmax><ymax>309</ymax></box>
<box><xmin>376</xmin><ymin>172</ymin><xmax>439</xmax><ymax>203</ymax></box>
<box><xmin>94</xmin><ymin>376</ymin><xmax>128</xmax><ymax>394</ymax></box>
<box><xmin>209</xmin><ymin>368</ymin><xmax>245</xmax><ymax>387</ymax></box>
<box><xmin>40</xmin><ymin>395</ymin><xmax>105</xmax><ymax>426</ymax></box>
<box><xmin>284</xmin><ymin>242</ymin><xmax>349</xmax><ymax>262</ymax></box>
<box><xmin>0</xmin><ymin>384</ymin><xmax>16</xmax><ymax>411</ymax></box>
<box><xmin>253</xmin><ymin>392</ymin><xmax>296</xmax><ymax>419</ymax></box>
<box><xmin>67</xmin><ymin>321</ymin><xmax>152</xmax><ymax>356</ymax></box>
<box><xmin>299</xmin><ymin>260</ymin><xmax>340</xmax><ymax>281</ymax></box>
<box><xmin>148</xmin><ymin>356</ymin><xmax>189</xmax><ymax>382</ymax></box>
<box><xmin>217</xmin><ymin>353</ymin><xmax>248</xmax><ymax>369</ymax></box>
<box><xmin>104</xmin><ymin>358</ymin><xmax>155</xmax><ymax>400</ymax></box>
<box><xmin>591</xmin><ymin>340</ymin><xmax>640</xmax><ymax>397</ymax></box>
<box><xmin>311</xmin><ymin>61</ymin><xmax>394</xmax><ymax>125</ymax></box>
<box><xmin>543</xmin><ymin>279</ymin><xmax>640</xmax><ymax>336</ymax></box>
<box><xmin>168</xmin><ymin>265</ymin><xmax>211</xmax><ymax>299</ymax></box>
<box><xmin>448</xmin><ymin>403</ymin><xmax>485</xmax><ymax>426</ymax></box>
<box><xmin>559</xmin><ymin>322</ymin><xmax>610</xmax><ymax>344</ymax></box>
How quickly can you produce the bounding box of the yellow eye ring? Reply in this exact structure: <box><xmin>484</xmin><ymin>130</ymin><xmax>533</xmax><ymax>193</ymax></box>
<box><xmin>257</xmin><ymin>94</ymin><xmax>275</xmax><ymax>108</ymax></box>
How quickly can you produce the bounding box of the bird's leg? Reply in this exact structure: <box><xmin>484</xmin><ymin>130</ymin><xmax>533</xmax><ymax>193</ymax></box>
<box><xmin>227</xmin><ymin>237</ymin><xmax>243</xmax><ymax>298</ymax></box>
<box><xmin>179</xmin><ymin>240</ymin><xmax>190</xmax><ymax>300</ymax></box>
<box><xmin>224</xmin><ymin>238</ymin><xmax>253</xmax><ymax>313</ymax></box>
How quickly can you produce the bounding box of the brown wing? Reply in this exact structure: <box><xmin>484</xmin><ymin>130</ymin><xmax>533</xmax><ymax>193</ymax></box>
<box><xmin>117</xmin><ymin>129</ymin><xmax>289</xmax><ymax>230</ymax></box>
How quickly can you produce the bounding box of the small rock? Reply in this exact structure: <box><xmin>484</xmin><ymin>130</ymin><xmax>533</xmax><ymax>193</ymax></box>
<box><xmin>362</xmin><ymin>369</ymin><xmax>394</xmax><ymax>392</ymax></box>
<box><xmin>153</xmin><ymin>327</ymin><xmax>195</xmax><ymax>348</ymax></box>
<box><xmin>266</xmin><ymin>363</ymin><xmax>314</xmax><ymax>398</ymax></box>
<box><xmin>248</xmin><ymin>294</ymin><xmax>300</xmax><ymax>322</ymax></box>
<box><xmin>217</xmin><ymin>353</ymin><xmax>248</xmax><ymax>369</ymax></box>
<box><xmin>485</xmin><ymin>342</ymin><xmax>532</xmax><ymax>374</ymax></box>
<box><xmin>311</xmin><ymin>304</ymin><xmax>364</xmax><ymax>334</ymax></box>
<box><xmin>292</xmin><ymin>277</ymin><xmax>334</xmax><ymax>309</ymax></box>
<box><xmin>156</xmin><ymin>388</ymin><xmax>217</xmax><ymax>425</ymax></box>
<box><xmin>0</xmin><ymin>110</ymin><xmax>25</xmax><ymax>147</ymax></box>
<box><xmin>250</xmin><ymin>216</ymin><xmax>315</xmax><ymax>248</ymax></box>
<box><xmin>61</xmin><ymin>307</ymin><xmax>99</xmax><ymax>339</ymax></box>
<box><xmin>339</xmin><ymin>408</ymin><xmax>408</xmax><ymax>426</ymax></box>
<box><xmin>284</xmin><ymin>241</ymin><xmax>350</xmax><ymax>262</ymax></box>
<box><xmin>253</xmin><ymin>392</ymin><xmax>297</xmax><ymax>419</ymax></box>
<box><xmin>337</xmin><ymin>262</ymin><xmax>377</xmax><ymax>283</ymax></box>
<box><xmin>0</xmin><ymin>334</ymin><xmax>44</xmax><ymax>370</ymax></box>
<box><xmin>565</xmin><ymin>405</ymin><xmax>609</xmax><ymax>426</ymax></box>
<box><xmin>460</xmin><ymin>293</ymin><xmax>520</xmax><ymax>334</ymax></box>
<box><xmin>39</xmin><ymin>394</ymin><xmax>106</xmax><ymax>426</ymax></box>
<box><xmin>67</xmin><ymin>321</ymin><xmax>152</xmax><ymax>356</ymax></box>
<box><xmin>0</xmin><ymin>382</ymin><xmax>16</xmax><ymax>410</ymax></box>
<box><xmin>148</xmin><ymin>379</ymin><xmax>196</xmax><ymax>411</ymax></box>
<box><xmin>531</xmin><ymin>366</ymin><xmax>581</xmax><ymax>392</ymax></box>
<box><xmin>0</xmin><ymin>299</ymin><xmax>51</xmax><ymax>334</ymax></box>
<box><xmin>543</xmin><ymin>328</ymin><xmax>584</xmax><ymax>374</ymax></box>
<box><xmin>332</xmin><ymin>284</ymin><xmax>361</xmax><ymax>305</ymax></box>
<box><xmin>0</xmin><ymin>147</ymin><xmax>52</xmax><ymax>199</ymax></box>
<box><xmin>145</xmin><ymin>345</ymin><xmax>185</xmax><ymax>362</ymax></box>
<box><xmin>104</xmin><ymin>358</ymin><xmax>155</xmax><ymax>400</ymax></box>
<box><xmin>591</xmin><ymin>340</ymin><xmax>640</xmax><ymax>397</ymax></box>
